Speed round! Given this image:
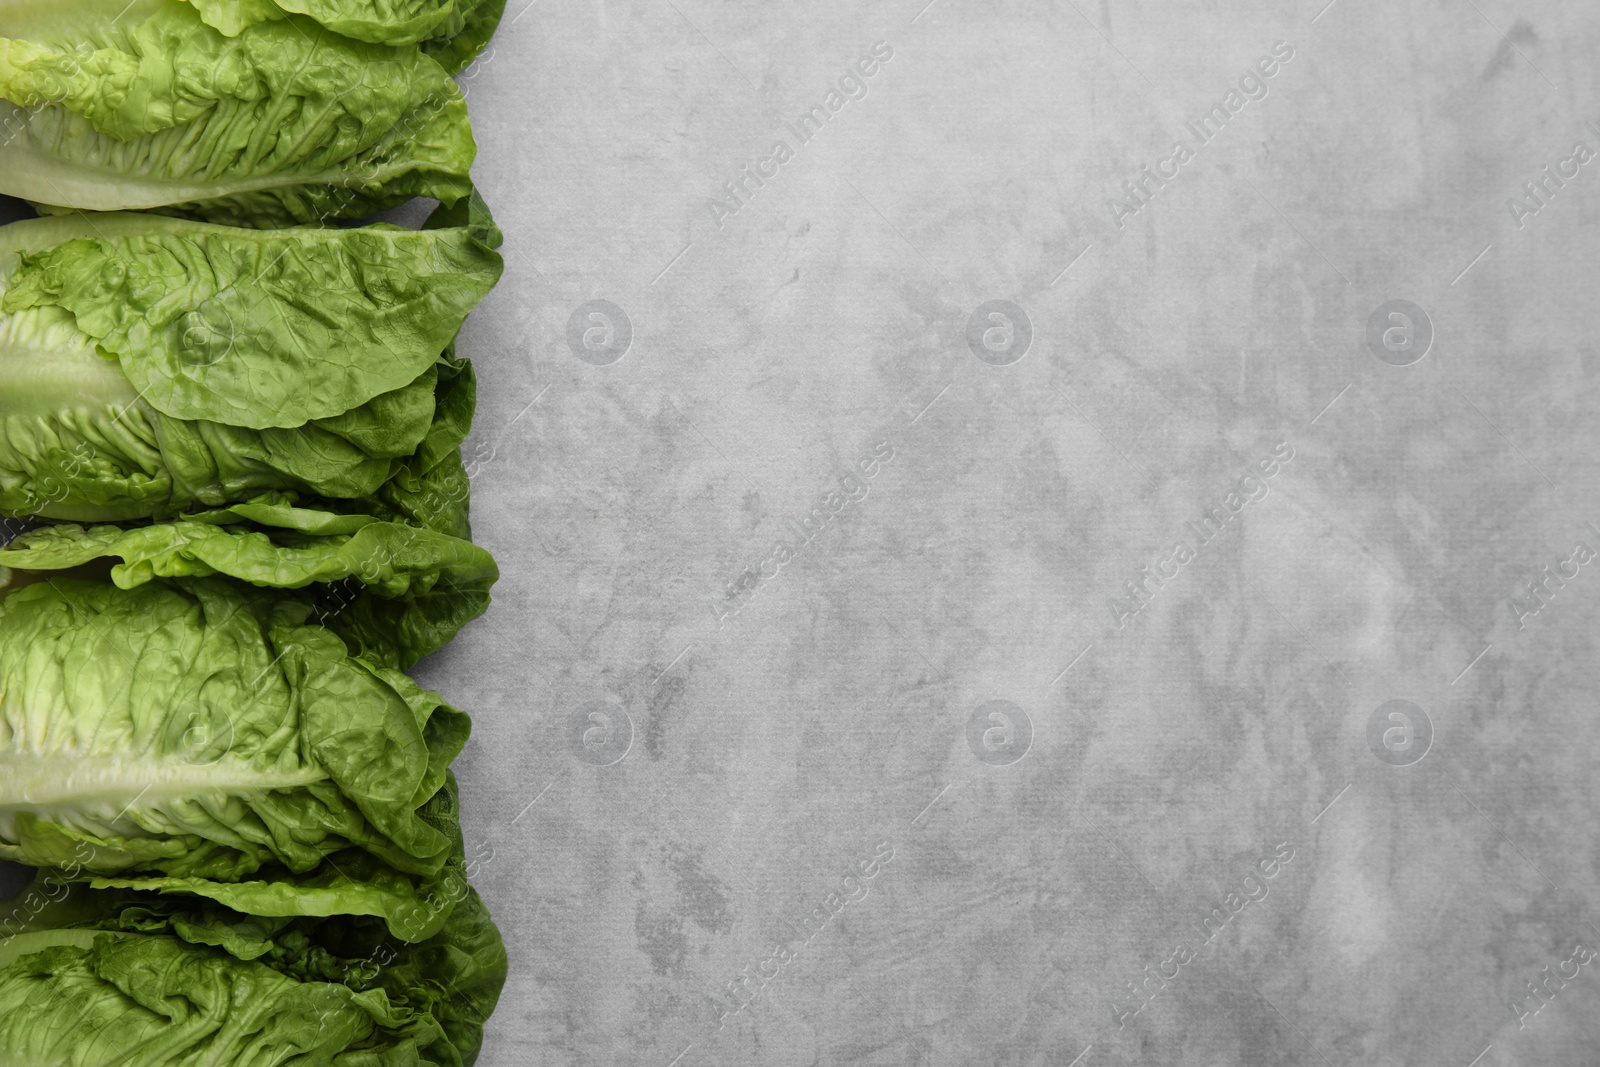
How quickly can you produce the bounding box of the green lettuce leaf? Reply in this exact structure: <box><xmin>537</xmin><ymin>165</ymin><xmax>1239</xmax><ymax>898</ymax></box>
<box><xmin>0</xmin><ymin>351</ymin><xmax>456</xmax><ymax>523</ymax></box>
<box><xmin>0</xmin><ymin>929</ymin><xmax>461</xmax><ymax>1064</ymax></box>
<box><xmin>0</xmin><ymin>497</ymin><xmax>497</xmax><ymax>668</ymax></box>
<box><xmin>181</xmin><ymin>0</ymin><xmax>507</xmax><ymax>70</ymax></box>
<box><xmin>1</xmin><ymin>214</ymin><xmax>502</xmax><ymax>428</ymax></box>
<box><xmin>358</xmin><ymin>345</ymin><xmax>479</xmax><ymax>541</ymax></box>
<box><xmin>85</xmin><ymin>773</ymin><xmax>483</xmax><ymax>946</ymax></box>
<box><xmin>422</xmin><ymin>0</ymin><xmax>508</xmax><ymax>75</ymax></box>
<box><xmin>0</xmin><ymin>851</ymin><xmax>506</xmax><ymax>1065</ymax></box>
<box><xmin>0</xmin><ymin>574</ymin><xmax>474</xmax><ymax>938</ymax></box>
<box><xmin>0</xmin><ymin>211</ymin><xmax>496</xmax><ymax>523</ymax></box>
<box><xmin>0</xmin><ymin>0</ymin><xmax>479</xmax><ymax>226</ymax></box>
<box><xmin>187</xmin><ymin>0</ymin><xmax>449</xmax><ymax>48</ymax></box>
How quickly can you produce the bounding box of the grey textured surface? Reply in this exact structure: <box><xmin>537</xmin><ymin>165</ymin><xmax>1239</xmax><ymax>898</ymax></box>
<box><xmin>418</xmin><ymin>1</ymin><xmax>1600</xmax><ymax>1064</ymax></box>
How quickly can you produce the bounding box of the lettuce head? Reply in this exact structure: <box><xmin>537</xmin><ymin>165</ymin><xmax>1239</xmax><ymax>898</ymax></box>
<box><xmin>0</xmin><ymin>572</ymin><xmax>484</xmax><ymax>941</ymax></box>
<box><xmin>183</xmin><ymin>0</ymin><xmax>508</xmax><ymax>58</ymax></box>
<box><xmin>0</xmin><ymin>209</ymin><xmax>499</xmax><ymax>526</ymax></box>
<box><xmin>0</xmin><ymin>854</ymin><xmax>506</xmax><ymax>1064</ymax></box>
<box><xmin>0</xmin><ymin>0</ymin><xmax>487</xmax><ymax>225</ymax></box>
<box><xmin>0</xmin><ymin>497</ymin><xmax>499</xmax><ymax>668</ymax></box>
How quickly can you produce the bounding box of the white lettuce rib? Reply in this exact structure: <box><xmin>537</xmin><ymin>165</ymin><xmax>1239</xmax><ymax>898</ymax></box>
<box><xmin>0</xmin><ymin>755</ymin><xmax>326</xmax><ymax>809</ymax></box>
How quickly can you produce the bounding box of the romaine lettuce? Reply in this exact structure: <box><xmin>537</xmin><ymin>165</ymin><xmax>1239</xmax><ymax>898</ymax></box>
<box><xmin>0</xmin><ymin>211</ymin><xmax>498</xmax><ymax>523</ymax></box>
<box><xmin>0</xmin><ymin>0</ymin><xmax>481</xmax><ymax>225</ymax></box>
<box><xmin>185</xmin><ymin>0</ymin><xmax>507</xmax><ymax>58</ymax></box>
<box><xmin>0</xmin><ymin>573</ymin><xmax>478</xmax><ymax>939</ymax></box>
<box><xmin>0</xmin><ymin>869</ymin><xmax>507</xmax><ymax>1064</ymax></box>
<box><xmin>0</xmin><ymin>0</ymin><xmax>514</xmax><ymax>1054</ymax></box>
<box><xmin>0</xmin><ymin>497</ymin><xmax>498</xmax><ymax>667</ymax></box>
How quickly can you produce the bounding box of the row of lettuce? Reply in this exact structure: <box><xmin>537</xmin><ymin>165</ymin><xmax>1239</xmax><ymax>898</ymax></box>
<box><xmin>0</xmin><ymin>1</ymin><xmax>514</xmax><ymax>1064</ymax></box>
